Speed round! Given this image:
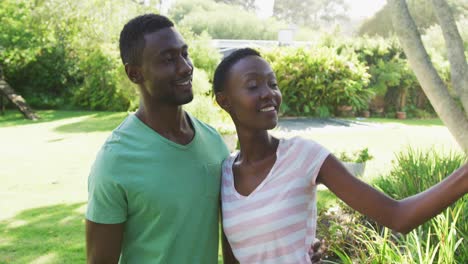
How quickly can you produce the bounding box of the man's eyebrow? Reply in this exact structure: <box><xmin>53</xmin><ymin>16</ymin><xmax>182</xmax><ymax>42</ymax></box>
<box><xmin>158</xmin><ymin>44</ymin><xmax>188</xmax><ymax>56</ymax></box>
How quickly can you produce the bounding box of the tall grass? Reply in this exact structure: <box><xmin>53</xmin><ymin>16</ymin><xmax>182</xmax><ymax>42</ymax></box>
<box><xmin>374</xmin><ymin>148</ymin><xmax>467</xmax><ymax>263</ymax></box>
<box><xmin>322</xmin><ymin>148</ymin><xmax>467</xmax><ymax>263</ymax></box>
<box><xmin>374</xmin><ymin>148</ymin><xmax>467</xmax><ymax>199</ymax></box>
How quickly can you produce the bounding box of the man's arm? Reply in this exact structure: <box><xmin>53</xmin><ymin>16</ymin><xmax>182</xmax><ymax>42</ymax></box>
<box><xmin>86</xmin><ymin>220</ymin><xmax>124</xmax><ymax>264</ymax></box>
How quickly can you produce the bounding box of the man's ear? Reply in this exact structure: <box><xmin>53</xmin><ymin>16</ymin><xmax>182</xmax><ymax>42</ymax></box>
<box><xmin>215</xmin><ymin>92</ymin><xmax>230</xmax><ymax>112</ymax></box>
<box><xmin>125</xmin><ymin>63</ymin><xmax>143</xmax><ymax>84</ymax></box>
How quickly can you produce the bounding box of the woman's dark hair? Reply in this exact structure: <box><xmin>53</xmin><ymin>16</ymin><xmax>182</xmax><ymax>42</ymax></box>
<box><xmin>212</xmin><ymin>48</ymin><xmax>261</xmax><ymax>93</ymax></box>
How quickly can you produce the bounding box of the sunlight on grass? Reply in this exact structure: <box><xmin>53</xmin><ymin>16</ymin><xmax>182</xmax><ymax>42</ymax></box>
<box><xmin>30</xmin><ymin>253</ymin><xmax>58</xmax><ymax>264</ymax></box>
<box><xmin>353</xmin><ymin>117</ymin><xmax>444</xmax><ymax>126</ymax></box>
<box><xmin>54</xmin><ymin>112</ymin><xmax>129</xmax><ymax>133</ymax></box>
<box><xmin>0</xmin><ymin>203</ymin><xmax>86</xmax><ymax>264</ymax></box>
<box><xmin>7</xmin><ymin>219</ymin><xmax>28</xmax><ymax>229</ymax></box>
<box><xmin>0</xmin><ymin>110</ymin><xmax>99</xmax><ymax>127</ymax></box>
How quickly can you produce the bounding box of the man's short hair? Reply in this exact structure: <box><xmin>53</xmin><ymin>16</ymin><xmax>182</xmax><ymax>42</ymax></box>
<box><xmin>213</xmin><ymin>48</ymin><xmax>261</xmax><ymax>93</ymax></box>
<box><xmin>119</xmin><ymin>14</ymin><xmax>174</xmax><ymax>66</ymax></box>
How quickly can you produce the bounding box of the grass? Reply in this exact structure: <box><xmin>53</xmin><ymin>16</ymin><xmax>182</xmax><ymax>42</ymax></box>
<box><xmin>349</xmin><ymin>117</ymin><xmax>445</xmax><ymax>126</ymax></box>
<box><xmin>0</xmin><ymin>110</ymin><xmax>462</xmax><ymax>263</ymax></box>
<box><xmin>0</xmin><ymin>203</ymin><xmax>86</xmax><ymax>264</ymax></box>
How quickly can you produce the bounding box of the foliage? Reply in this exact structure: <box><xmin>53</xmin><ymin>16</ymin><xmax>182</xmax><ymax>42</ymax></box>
<box><xmin>319</xmin><ymin>148</ymin><xmax>467</xmax><ymax>263</ymax></box>
<box><xmin>0</xmin><ymin>0</ymin><xmax>151</xmax><ymax>110</ymax></box>
<box><xmin>326</xmin><ymin>204</ymin><xmax>465</xmax><ymax>264</ymax></box>
<box><xmin>273</xmin><ymin>0</ymin><xmax>349</xmax><ymax>28</ymax></box>
<box><xmin>214</xmin><ymin>0</ymin><xmax>257</xmax><ymax>12</ymax></box>
<box><xmin>375</xmin><ymin>148</ymin><xmax>467</xmax><ymax>199</ymax></box>
<box><xmin>337</xmin><ymin>148</ymin><xmax>374</xmax><ymax>163</ymax></box>
<box><xmin>374</xmin><ymin>148</ymin><xmax>467</xmax><ymax>263</ymax></box>
<box><xmin>184</xmin><ymin>68</ymin><xmax>231</xmax><ymax>129</ymax></box>
<box><xmin>71</xmin><ymin>47</ymin><xmax>134</xmax><ymax>111</ymax></box>
<box><xmin>421</xmin><ymin>17</ymin><xmax>468</xmax><ymax>94</ymax></box>
<box><xmin>358</xmin><ymin>0</ymin><xmax>466</xmax><ymax>37</ymax></box>
<box><xmin>263</xmin><ymin>46</ymin><xmax>371</xmax><ymax>117</ymax></box>
<box><xmin>177</xmin><ymin>28</ymin><xmax>221</xmax><ymax>81</ymax></box>
<box><xmin>169</xmin><ymin>0</ymin><xmax>286</xmax><ymax>40</ymax></box>
<box><xmin>341</xmin><ymin>37</ymin><xmax>435</xmax><ymax>115</ymax></box>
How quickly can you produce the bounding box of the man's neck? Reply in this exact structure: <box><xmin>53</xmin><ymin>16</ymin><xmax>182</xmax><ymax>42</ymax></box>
<box><xmin>136</xmin><ymin>104</ymin><xmax>194</xmax><ymax>145</ymax></box>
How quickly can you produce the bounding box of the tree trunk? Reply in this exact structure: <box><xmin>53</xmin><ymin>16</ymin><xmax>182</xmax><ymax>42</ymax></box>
<box><xmin>389</xmin><ymin>0</ymin><xmax>468</xmax><ymax>153</ymax></box>
<box><xmin>0</xmin><ymin>79</ymin><xmax>39</xmax><ymax>120</ymax></box>
<box><xmin>431</xmin><ymin>0</ymin><xmax>468</xmax><ymax>115</ymax></box>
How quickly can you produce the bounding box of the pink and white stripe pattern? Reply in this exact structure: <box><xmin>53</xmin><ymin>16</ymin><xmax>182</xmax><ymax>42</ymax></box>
<box><xmin>221</xmin><ymin>137</ymin><xmax>330</xmax><ymax>264</ymax></box>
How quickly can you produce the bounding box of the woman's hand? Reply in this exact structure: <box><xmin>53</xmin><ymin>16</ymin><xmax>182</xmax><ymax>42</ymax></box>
<box><xmin>309</xmin><ymin>239</ymin><xmax>327</xmax><ymax>263</ymax></box>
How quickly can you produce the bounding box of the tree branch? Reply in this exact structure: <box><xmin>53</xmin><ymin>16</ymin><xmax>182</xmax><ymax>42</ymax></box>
<box><xmin>431</xmin><ymin>0</ymin><xmax>468</xmax><ymax>115</ymax></box>
<box><xmin>389</xmin><ymin>0</ymin><xmax>468</xmax><ymax>153</ymax></box>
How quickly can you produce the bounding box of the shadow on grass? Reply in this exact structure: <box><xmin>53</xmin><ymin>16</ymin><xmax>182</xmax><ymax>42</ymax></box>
<box><xmin>0</xmin><ymin>203</ymin><xmax>86</xmax><ymax>263</ymax></box>
<box><xmin>0</xmin><ymin>202</ymin><xmax>227</xmax><ymax>264</ymax></box>
<box><xmin>54</xmin><ymin>112</ymin><xmax>128</xmax><ymax>133</ymax></box>
<box><xmin>0</xmin><ymin>110</ymin><xmax>117</xmax><ymax>128</ymax></box>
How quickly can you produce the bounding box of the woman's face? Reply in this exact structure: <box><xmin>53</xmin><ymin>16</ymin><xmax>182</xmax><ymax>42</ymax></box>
<box><xmin>221</xmin><ymin>55</ymin><xmax>282</xmax><ymax>131</ymax></box>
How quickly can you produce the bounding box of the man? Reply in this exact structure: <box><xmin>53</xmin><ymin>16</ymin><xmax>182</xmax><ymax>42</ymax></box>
<box><xmin>85</xmin><ymin>14</ymin><xmax>229</xmax><ymax>263</ymax></box>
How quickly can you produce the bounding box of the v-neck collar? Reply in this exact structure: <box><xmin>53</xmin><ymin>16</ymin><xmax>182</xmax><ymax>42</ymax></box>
<box><xmin>229</xmin><ymin>138</ymin><xmax>284</xmax><ymax>199</ymax></box>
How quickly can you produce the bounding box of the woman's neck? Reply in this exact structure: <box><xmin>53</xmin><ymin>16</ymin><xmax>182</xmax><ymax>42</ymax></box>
<box><xmin>236</xmin><ymin>130</ymin><xmax>279</xmax><ymax>164</ymax></box>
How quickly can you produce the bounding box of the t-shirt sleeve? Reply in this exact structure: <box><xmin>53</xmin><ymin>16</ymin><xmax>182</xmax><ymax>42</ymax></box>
<box><xmin>86</xmin><ymin>147</ymin><xmax>127</xmax><ymax>224</ymax></box>
<box><xmin>296</xmin><ymin>138</ymin><xmax>330</xmax><ymax>186</ymax></box>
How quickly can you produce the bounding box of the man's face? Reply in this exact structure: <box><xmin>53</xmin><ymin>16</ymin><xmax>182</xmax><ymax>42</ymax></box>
<box><xmin>140</xmin><ymin>27</ymin><xmax>194</xmax><ymax>106</ymax></box>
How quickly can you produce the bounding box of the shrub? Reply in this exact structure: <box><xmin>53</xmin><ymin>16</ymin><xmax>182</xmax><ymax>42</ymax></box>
<box><xmin>177</xmin><ymin>28</ymin><xmax>221</xmax><ymax>81</ymax></box>
<box><xmin>264</xmin><ymin>47</ymin><xmax>371</xmax><ymax>117</ymax></box>
<box><xmin>170</xmin><ymin>0</ymin><xmax>286</xmax><ymax>40</ymax></box>
<box><xmin>337</xmin><ymin>148</ymin><xmax>373</xmax><ymax>163</ymax></box>
<box><xmin>342</xmin><ymin>37</ymin><xmax>430</xmax><ymax>114</ymax></box>
<box><xmin>0</xmin><ymin>0</ymin><xmax>151</xmax><ymax>110</ymax></box>
<box><xmin>184</xmin><ymin>68</ymin><xmax>232</xmax><ymax>130</ymax></box>
<box><xmin>71</xmin><ymin>47</ymin><xmax>134</xmax><ymax>111</ymax></box>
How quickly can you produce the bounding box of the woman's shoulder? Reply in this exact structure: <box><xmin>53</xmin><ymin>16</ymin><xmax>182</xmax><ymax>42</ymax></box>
<box><xmin>222</xmin><ymin>151</ymin><xmax>239</xmax><ymax>172</ymax></box>
<box><xmin>282</xmin><ymin>136</ymin><xmax>324</xmax><ymax>149</ymax></box>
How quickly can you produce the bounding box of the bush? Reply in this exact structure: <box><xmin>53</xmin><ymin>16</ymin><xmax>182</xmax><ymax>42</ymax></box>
<box><xmin>0</xmin><ymin>0</ymin><xmax>151</xmax><ymax>110</ymax></box>
<box><xmin>263</xmin><ymin>47</ymin><xmax>371</xmax><ymax>117</ymax></box>
<box><xmin>184</xmin><ymin>68</ymin><xmax>232</xmax><ymax>130</ymax></box>
<box><xmin>170</xmin><ymin>0</ymin><xmax>286</xmax><ymax>40</ymax></box>
<box><xmin>71</xmin><ymin>47</ymin><xmax>134</xmax><ymax>111</ymax></box>
<box><xmin>342</xmin><ymin>37</ymin><xmax>436</xmax><ymax>115</ymax></box>
<box><xmin>337</xmin><ymin>148</ymin><xmax>373</xmax><ymax>163</ymax></box>
<box><xmin>177</xmin><ymin>28</ymin><xmax>221</xmax><ymax>81</ymax></box>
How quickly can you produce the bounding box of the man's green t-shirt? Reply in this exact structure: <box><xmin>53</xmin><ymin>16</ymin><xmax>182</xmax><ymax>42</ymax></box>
<box><xmin>86</xmin><ymin>113</ymin><xmax>229</xmax><ymax>263</ymax></box>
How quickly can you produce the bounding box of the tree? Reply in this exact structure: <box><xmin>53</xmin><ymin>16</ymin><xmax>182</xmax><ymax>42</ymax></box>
<box><xmin>360</xmin><ymin>0</ymin><xmax>465</xmax><ymax>37</ymax></box>
<box><xmin>273</xmin><ymin>0</ymin><xmax>348</xmax><ymax>28</ymax></box>
<box><xmin>0</xmin><ymin>64</ymin><xmax>38</xmax><ymax>120</ymax></box>
<box><xmin>389</xmin><ymin>0</ymin><xmax>468</xmax><ymax>153</ymax></box>
<box><xmin>214</xmin><ymin>0</ymin><xmax>257</xmax><ymax>12</ymax></box>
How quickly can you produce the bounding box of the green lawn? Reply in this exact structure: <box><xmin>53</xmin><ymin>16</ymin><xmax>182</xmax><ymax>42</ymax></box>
<box><xmin>0</xmin><ymin>110</ymin><xmax>462</xmax><ymax>263</ymax></box>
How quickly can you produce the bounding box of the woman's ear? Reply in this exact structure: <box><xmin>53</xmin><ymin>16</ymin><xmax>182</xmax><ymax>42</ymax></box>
<box><xmin>215</xmin><ymin>92</ymin><xmax>230</xmax><ymax>112</ymax></box>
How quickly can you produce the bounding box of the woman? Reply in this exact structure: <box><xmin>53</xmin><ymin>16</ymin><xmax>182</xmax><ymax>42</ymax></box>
<box><xmin>213</xmin><ymin>48</ymin><xmax>468</xmax><ymax>264</ymax></box>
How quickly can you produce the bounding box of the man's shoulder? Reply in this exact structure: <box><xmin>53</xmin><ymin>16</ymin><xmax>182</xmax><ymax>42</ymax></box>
<box><xmin>190</xmin><ymin>116</ymin><xmax>221</xmax><ymax>136</ymax></box>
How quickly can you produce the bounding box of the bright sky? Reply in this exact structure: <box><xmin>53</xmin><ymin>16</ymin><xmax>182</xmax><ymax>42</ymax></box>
<box><xmin>256</xmin><ymin>0</ymin><xmax>387</xmax><ymax>19</ymax></box>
